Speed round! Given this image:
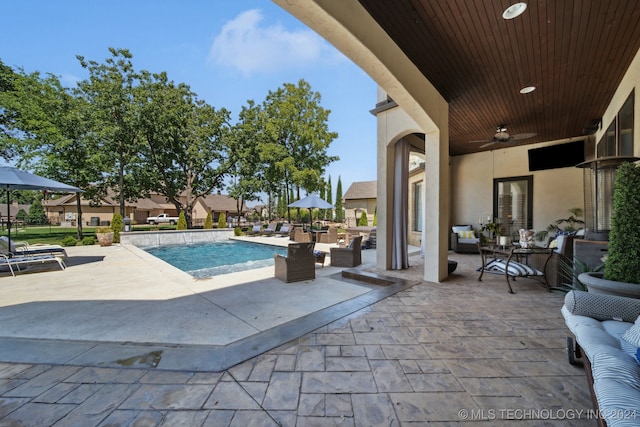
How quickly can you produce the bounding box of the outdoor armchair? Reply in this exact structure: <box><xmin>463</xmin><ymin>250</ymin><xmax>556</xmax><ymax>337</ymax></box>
<box><xmin>330</xmin><ymin>236</ymin><xmax>362</xmax><ymax>267</ymax></box>
<box><xmin>318</xmin><ymin>228</ymin><xmax>338</xmax><ymax>244</ymax></box>
<box><xmin>274</xmin><ymin>242</ymin><xmax>316</xmax><ymax>283</ymax></box>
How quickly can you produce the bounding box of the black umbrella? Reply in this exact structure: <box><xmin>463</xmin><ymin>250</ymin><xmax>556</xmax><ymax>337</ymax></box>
<box><xmin>0</xmin><ymin>167</ymin><xmax>82</xmax><ymax>250</ymax></box>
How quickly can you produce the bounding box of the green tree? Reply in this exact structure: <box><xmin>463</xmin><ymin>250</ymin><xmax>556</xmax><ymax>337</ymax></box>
<box><xmin>254</xmin><ymin>79</ymin><xmax>338</xmax><ymax>222</ymax></box>
<box><xmin>0</xmin><ymin>62</ymin><xmax>102</xmax><ymax>239</ymax></box>
<box><xmin>27</xmin><ymin>200</ymin><xmax>47</xmax><ymax>225</ymax></box>
<box><xmin>335</xmin><ymin>176</ymin><xmax>344</xmax><ymax>223</ymax></box>
<box><xmin>326</xmin><ymin>175</ymin><xmax>333</xmax><ymax>221</ymax></box>
<box><xmin>373</xmin><ymin>207</ymin><xmax>377</xmax><ymax>226</ymax></box>
<box><xmin>110</xmin><ymin>213</ymin><xmax>123</xmax><ymax>243</ymax></box>
<box><xmin>358</xmin><ymin>211</ymin><xmax>368</xmax><ymax>226</ymax></box>
<box><xmin>176</xmin><ymin>212</ymin><xmax>187</xmax><ymax>230</ymax></box>
<box><xmin>217</xmin><ymin>212</ymin><xmax>226</xmax><ymax>229</ymax></box>
<box><xmin>76</xmin><ymin>48</ymin><xmax>148</xmax><ymax>219</ymax></box>
<box><xmin>137</xmin><ymin>70</ymin><xmax>234</xmax><ymax>228</ymax></box>
<box><xmin>15</xmin><ymin>209</ymin><xmax>28</xmax><ymax>223</ymax></box>
<box><xmin>204</xmin><ymin>212</ymin><xmax>213</xmax><ymax>229</ymax></box>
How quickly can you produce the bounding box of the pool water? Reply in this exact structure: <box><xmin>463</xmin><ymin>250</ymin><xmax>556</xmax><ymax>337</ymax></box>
<box><xmin>143</xmin><ymin>240</ymin><xmax>287</xmax><ymax>278</ymax></box>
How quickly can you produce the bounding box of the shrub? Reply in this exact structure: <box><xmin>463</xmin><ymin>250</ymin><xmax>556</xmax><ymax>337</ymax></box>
<box><xmin>27</xmin><ymin>200</ymin><xmax>48</xmax><ymax>225</ymax></box>
<box><xmin>111</xmin><ymin>213</ymin><xmax>123</xmax><ymax>243</ymax></box>
<box><xmin>373</xmin><ymin>208</ymin><xmax>377</xmax><ymax>226</ymax></box>
<box><xmin>358</xmin><ymin>211</ymin><xmax>368</xmax><ymax>226</ymax></box>
<box><xmin>234</xmin><ymin>226</ymin><xmax>242</xmax><ymax>236</ymax></box>
<box><xmin>61</xmin><ymin>236</ymin><xmax>78</xmax><ymax>247</ymax></box>
<box><xmin>604</xmin><ymin>162</ymin><xmax>640</xmax><ymax>284</ymax></box>
<box><xmin>204</xmin><ymin>212</ymin><xmax>213</xmax><ymax>229</ymax></box>
<box><xmin>177</xmin><ymin>212</ymin><xmax>187</xmax><ymax>230</ymax></box>
<box><xmin>82</xmin><ymin>236</ymin><xmax>95</xmax><ymax>245</ymax></box>
<box><xmin>218</xmin><ymin>212</ymin><xmax>226</xmax><ymax>229</ymax></box>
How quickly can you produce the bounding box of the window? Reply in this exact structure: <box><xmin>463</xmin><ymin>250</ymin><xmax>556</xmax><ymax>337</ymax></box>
<box><xmin>597</xmin><ymin>91</ymin><xmax>634</xmax><ymax>157</ymax></box>
<box><xmin>493</xmin><ymin>176</ymin><xmax>533</xmax><ymax>239</ymax></box>
<box><xmin>413</xmin><ymin>181</ymin><xmax>423</xmax><ymax>232</ymax></box>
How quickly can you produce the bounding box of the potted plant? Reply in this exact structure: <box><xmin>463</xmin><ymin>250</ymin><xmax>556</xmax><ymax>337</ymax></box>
<box><xmin>579</xmin><ymin>161</ymin><xmax>640</xmax><ymax>297</ymax></box>
<box><xmin>95</xmin><ymin>226</ymin><xmax>114</xmax><ymax>247</ymax></box>
<box><xmin>534</xmin><ymin>207</ymin><xmax>584</xmax><ymax>242</ymax></box>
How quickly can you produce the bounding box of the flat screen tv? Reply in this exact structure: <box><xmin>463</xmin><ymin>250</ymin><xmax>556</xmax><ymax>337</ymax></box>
<box><xmin>528</xmin><ymin>140</ymin><xmax>585</xmax><ymax>171</ymax></box>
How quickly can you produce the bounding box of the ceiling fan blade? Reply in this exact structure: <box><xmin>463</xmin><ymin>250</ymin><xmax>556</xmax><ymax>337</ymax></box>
<box><xmin>479</xmin><ymin>141</ymin><xmax>497</xmax><ymax>149</ymax></box>
<box><xmin>510</xmin><ymin>132</ymin><xmax>537</xmax><ymax>141</ymax></box>
<box><xmin>469</xmin><ymin>139</ymin><xmax>490</xmax><ymax>144</ymax></box>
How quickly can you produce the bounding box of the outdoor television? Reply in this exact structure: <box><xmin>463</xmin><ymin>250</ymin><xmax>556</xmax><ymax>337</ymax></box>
<box><xmin>528</xmin><ymin>140</ymin><xmax>585</xmax><ymax>171</ymax></box>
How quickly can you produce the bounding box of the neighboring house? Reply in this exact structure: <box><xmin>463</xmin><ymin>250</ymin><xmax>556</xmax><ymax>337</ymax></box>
<box><xmin>43</xmin><ymin>192</ymin><xmax>248</xmax><ymax>227</ymax></box>
<box><xmin>343</xmin><ymin>181</ymin><xmax>376</xmax><ymax>227</ymax></box>
<box><xmin>0</xmin><ymin>202</ymin><xmax>31</xmax><ymax>223</ymax></box>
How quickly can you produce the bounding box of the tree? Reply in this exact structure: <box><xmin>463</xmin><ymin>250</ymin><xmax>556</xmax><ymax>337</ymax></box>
<box><xmin>217</xmin><ymin>212</ymin><xmax>227</xmax><ymax>229</ymax></box>
<box><xmin>326</xmin><ymin>175</ymin><xmax>333</xmax><ymax>221</ymax></box>
<box><xmin>358</xmin><ymin>211</ymin><xmax>368</xmax><ymax>226</ymax></box>
<box><xmin>335</xmin><ymin>176</ymin><xmax>344</xmax><ymax>223</ymax></box>
<box><xmin>27</xmin><ymin>200</ymin><xmax>47</xmax><ymax>225</ymax></box>
<box><xmin>0</xmin><ymin>61</ymin><xmax>102</xmax><ymax>239</ymax></box>
<box><xmin>204</xmin><ymin>212</ymin><xmax>213</xmax><ymax>229</ymax></box>
<box><xmin>253</xmin><ymin>79</ymin><xmax>338</xmax><ymax>221</ymax></box>
<box><xmin>76</xmin><ymin>48</ymin><xmax>148</xmax><ymax>219</ymax></box>
<box><xmin>111</xmin><ymin>213</ymin><xmax>123</xmax><ymax>243</ymax></box>
<box><xmin>137</xmin><ymin>71</ymin><xmax>234</xmax><ymax>228</ymax></box>
<box><xmin>176</xmin><ymin>212</ymin><xmax>187</xmax><ymax>230</ymax></box>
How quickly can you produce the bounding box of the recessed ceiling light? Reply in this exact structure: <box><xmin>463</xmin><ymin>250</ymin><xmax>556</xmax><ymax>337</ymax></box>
<box><xmin>503</xmin><ymin>3</ymin><xmax>527</xmax><ymax>20</ymax></box>
<box><xmin>520</xmin><ymin>85</ymin><xmax>536</xmax><ymax>94</ymax></box>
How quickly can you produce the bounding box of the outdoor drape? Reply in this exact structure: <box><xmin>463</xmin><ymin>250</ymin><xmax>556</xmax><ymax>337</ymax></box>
<box><xmin>391</xmin><ymin>139</ymin><xmax>409</xmax><ymax>269</ymax></box>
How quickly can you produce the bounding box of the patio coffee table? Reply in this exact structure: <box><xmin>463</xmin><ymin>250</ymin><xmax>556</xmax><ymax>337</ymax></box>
<box><xmin>478</xmin><ymin>243</ymin><xmax>553</xmax><ymax>293</ymax></box>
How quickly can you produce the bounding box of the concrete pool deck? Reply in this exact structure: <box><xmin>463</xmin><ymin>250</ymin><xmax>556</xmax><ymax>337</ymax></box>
<box><xmin>0</xmin><ymin>236</ymin><xmax>416</xmax><ymax>371</ymax></box>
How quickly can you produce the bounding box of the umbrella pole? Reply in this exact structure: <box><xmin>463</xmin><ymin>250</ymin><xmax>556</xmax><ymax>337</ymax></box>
<box><xmin>6</xmin><ymin>186</ymin><xmax>10</xmax><ymax>252</ymax></box>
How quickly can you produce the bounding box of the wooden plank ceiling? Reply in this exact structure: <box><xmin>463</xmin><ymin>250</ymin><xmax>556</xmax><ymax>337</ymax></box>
<box><xmin>357</xmin><ymin>0</ymin><xmax>640</xmax><ymax>155</ymax></box>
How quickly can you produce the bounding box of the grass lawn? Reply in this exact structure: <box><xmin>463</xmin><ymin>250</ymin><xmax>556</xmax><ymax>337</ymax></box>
<box><xmin>2</xmin><ymin>224</ymin><xmax>177</xmax><ymax>245</ymax></box>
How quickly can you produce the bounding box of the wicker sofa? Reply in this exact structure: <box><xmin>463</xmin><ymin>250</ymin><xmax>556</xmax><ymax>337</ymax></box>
<box><xmin>562</xmin><ymin>290</ymin><xmax>640</xmax><ymax>426</ymax></box>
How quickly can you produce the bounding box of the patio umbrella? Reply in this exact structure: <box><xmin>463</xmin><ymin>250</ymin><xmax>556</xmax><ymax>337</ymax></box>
<box><xmin>288</xmin><ymin>194</ymin><xmax>334</xmax><ymax>228</ymax></box>
<box><xmin>0</xmin><ymin>166</ymin><xmax>83</xmax><ymax>250</ymax></box>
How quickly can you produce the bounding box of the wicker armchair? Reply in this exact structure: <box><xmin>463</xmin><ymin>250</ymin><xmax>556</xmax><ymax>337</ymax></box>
<box><xmin>318</xmin><ymin>228</ymin><xmax>338</xmax><ymax>244</ymax></box>
<box><xmin>294</xmin><ymin>227</ymin><xmax>312</xmax><ymax>242</ymax></box>
<box><xmin>274</xmin><ymin>242</ymin><xmax>316</xmax><ymax>282</ymax></box>
<box><xmin>330</xmin><ymin>236</ymin><xmax>362</xmax><ymax>267</ymax></box>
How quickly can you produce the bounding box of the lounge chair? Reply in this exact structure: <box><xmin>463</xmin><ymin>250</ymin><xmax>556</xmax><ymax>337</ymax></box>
<box><xmin>330</xmin><ymin>236</ymin><xmax>362</xmax><ymax>267</ymax></box>
<box><xmin>0</xmin><ymin>236</ymin><xmax>68</xmax><ymax>259</ymax></box>
<box><xmin>261</xmin><ymin>222</ymin><xmax>278</xmax><ymax>236</ymax></box>
<box><xmin>274</xmin><ymin>242</ymin><xmax>315</xmax><ymax>282</ymax></box>
<box><xmin>276</xmin><ymin>224</ymin><xmax>291</xmax><ymax>237</ymax></box>
<box><xmin>247</xmin><ymin>224</ymin><xmax>263</xmax><ymax>236</ymax></box>
<box><xmin>0</xmin><ymin>253</ymin><xmax>66</xmax><ymax>277</ymax></box>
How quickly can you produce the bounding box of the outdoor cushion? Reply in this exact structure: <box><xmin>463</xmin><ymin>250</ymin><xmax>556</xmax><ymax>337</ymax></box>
<box><xmin>458</xmin><ymin>238</ymin><xmax>479</xmax><ymax>244</ymax></box>
<box><xmin>457</xmin><ymin>230</ymin><xmax>475</xmax><ymax>239</ymax></box>
<box><xmin>483</xmin><ymin>259</ymin><xmax>542</xmax><ymax>277</ymax></box>
<box><xmin>621</xmin><ymin>316</ymin><xmax>640</xmax><ymax>347</ymax></box>
<box><xmin>452</xmin><ymin>225</ymin><xmax>472</xmax><ymax>233</ymax></box>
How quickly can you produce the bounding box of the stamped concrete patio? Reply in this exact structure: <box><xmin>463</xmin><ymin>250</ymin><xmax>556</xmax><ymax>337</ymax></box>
<box><xmin>0</xmin><ymin>238</ymin><xmax>594</xmax><ymax>426</ymax></box>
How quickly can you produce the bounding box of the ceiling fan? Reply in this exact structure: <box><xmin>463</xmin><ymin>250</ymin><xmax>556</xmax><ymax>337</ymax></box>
<box><xmin>471</xmin><ymin>125</ymin><xmax>537</xmax><ymax>149</ymax></box>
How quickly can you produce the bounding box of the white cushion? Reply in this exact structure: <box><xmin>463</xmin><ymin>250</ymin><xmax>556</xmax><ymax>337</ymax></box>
<box><xmin>484</xmin><ymin>259</ymin><xmax>542</xmax><ymax>276</ymax></box>
<box><xmin>452</xmin><ymin>225</ymin><xmax>471</xmax><ymax>233</ymax></box>
<box><xmin>458</xmin><ymin>238</ymin><xmax>479</xmax><ymax>244</ymax></box>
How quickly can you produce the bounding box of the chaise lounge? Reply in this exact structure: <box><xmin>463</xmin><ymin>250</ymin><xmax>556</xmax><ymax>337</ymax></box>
<box><xmin>0</xmin><ymin>253</ymin><xmax>66</xmax><ymax>277</ymax></box>
<box><xmin>0</xmin><ymin>236</ymin><xmax>68</xmax><ymax>259</ymax></box>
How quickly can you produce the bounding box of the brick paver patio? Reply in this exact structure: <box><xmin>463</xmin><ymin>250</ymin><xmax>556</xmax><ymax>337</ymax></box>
<box><xmin>0</xmin><ymin>251</ymin><xmax>594</xmax><ymax>426</ymax></box>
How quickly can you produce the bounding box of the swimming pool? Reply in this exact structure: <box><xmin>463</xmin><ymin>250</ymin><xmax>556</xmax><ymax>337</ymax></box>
<box><xmin>143</xmin><ymin>240</ymin><xmax>287</xmax><ymax>278</ymax></box>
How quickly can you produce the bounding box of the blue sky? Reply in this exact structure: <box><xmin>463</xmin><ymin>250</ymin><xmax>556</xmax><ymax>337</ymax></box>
<box><xmin>3</xmin><ymin>1</ymin><xmax>378</xmax><ymax>204</ymax></box>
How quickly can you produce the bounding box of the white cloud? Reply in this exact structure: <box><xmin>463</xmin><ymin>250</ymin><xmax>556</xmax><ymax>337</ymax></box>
<box><xmin>209</xmin><ymin>9</ymin><xmax>340</xmax><ymax>77</ymax></box>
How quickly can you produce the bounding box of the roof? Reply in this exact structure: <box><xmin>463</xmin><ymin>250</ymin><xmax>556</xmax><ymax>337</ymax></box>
<box><xmin>344</xmin><ymin>181</ymin><xmax>377</xmax><ymax>200</ymax></box>
<box><xmin>200</xmin><ymin>193</ymin><xmax>248</xmax><ymax>213</ymax></box>
<box><xmin>356</xmin><ymin>0</ymin><xmax>640</xmax><ymax>155</ymax></box>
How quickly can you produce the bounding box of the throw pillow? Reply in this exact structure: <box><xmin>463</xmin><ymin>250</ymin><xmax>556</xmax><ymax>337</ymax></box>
<box><xmin>622</xmin><ymin>316</ymin><xmax>640</xmax><ymax>347</ymax></box>
<box><xmin>457</xmin><ymin>230</ymin><xmax>475</xmax><ymax>239</ymax></box>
